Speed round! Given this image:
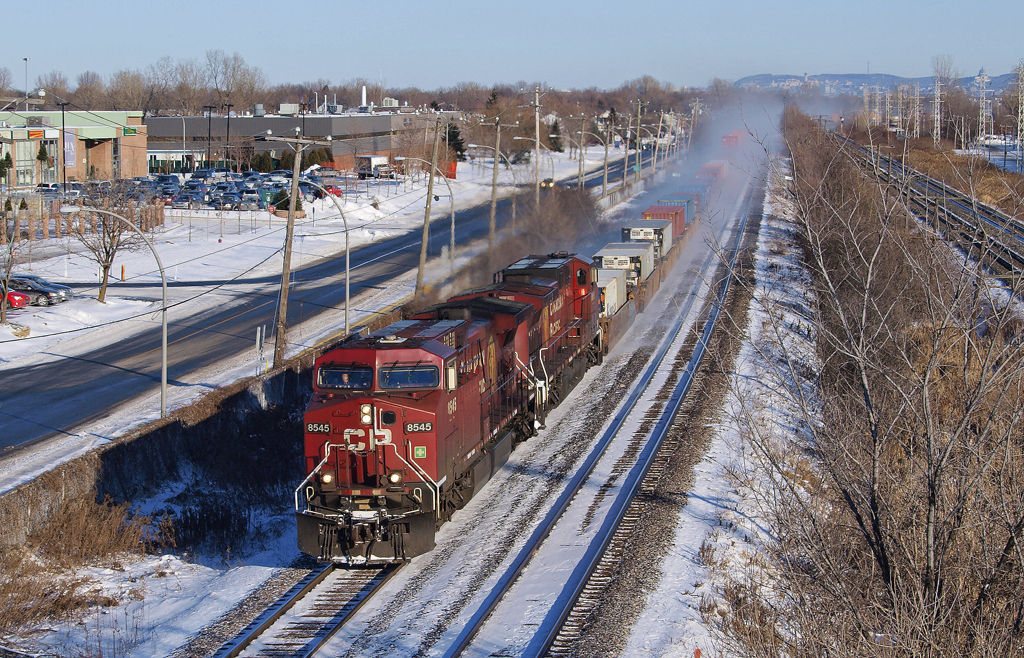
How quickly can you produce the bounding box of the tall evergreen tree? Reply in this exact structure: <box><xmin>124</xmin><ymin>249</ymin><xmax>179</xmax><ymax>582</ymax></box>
<box><xmin>445</xmin><ymin>122</ymin><xmax>466</xmax><ymax>161</ymax></box>
<box><xmin>549</xmin><ymin>119</ymin><xmax>564</xmax><ymax>152</ymax></box>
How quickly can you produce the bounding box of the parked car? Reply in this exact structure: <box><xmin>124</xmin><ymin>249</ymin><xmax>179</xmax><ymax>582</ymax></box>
<box><xmin>238</xmin><ymin>194</ymin><xmax>261</xmax><ymax>211</ymax></box>
<box><xmin>1</xmin><ymin>285</ymin><xmax>30</xmax><ymax>310</ymax></box>
<box><xmin>7</xmin><ymin>277</ymin><xmax>64</xmax><ymax>306</ymax></box>
<box><xmin>323</xmin><ymin>184</ymin><xmax>344</xmax><ymax>196</ymax></box>
<box><xmin>4</xmin><ymin>274</ymin><xmax>74</xmax><ymax>302</ymax></box>
<box><xmin>213</xmin><ymin>193</ymin><xmax>241</xmax><ymax>210</ymax></box>
<box><xmin>171</xmin><ymin>192</ymin><xmax>206</xmax><ymax>210</ymax></box>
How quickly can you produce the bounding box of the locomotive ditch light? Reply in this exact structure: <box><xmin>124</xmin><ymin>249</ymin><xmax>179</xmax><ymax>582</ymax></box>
<box><xmin>387</xmin><ymin>470</ymin><xmax>403</xmax><ymax>485</ymax></box>
<box><xmin>360</xmin><ymin>403</ymin><xmax>373</xmax><ymax>425</ymax></box>
<box><xmin>320</xmin><ymin>470</ymin><xmax>337</xmax><ymax>491</ymax></box>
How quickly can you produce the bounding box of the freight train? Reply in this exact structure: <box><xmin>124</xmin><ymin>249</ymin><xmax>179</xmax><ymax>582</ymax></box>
<box><xmin>295</xmin><ymin>164</ymin><xmax>725</xmax><ymax>564</ymax></box>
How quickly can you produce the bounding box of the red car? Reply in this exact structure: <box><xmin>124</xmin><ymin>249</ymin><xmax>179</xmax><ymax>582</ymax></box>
<box><xmin>323</xmin><ymin>184</ymin><xmax>344</xmax><ymax>196</ymax></box>
<box><xmin>2</xmin><ymin>286</ymin><xmax>30</xmax><ymax>310</ymax></box>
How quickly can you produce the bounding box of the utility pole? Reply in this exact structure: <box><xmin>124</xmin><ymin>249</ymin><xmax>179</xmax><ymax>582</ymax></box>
<box><xmin>533</xmin><ymin>88</ymin><xmax>541</xmax><ymax>207</ymax></box>
<box><xmin>577</xmin><ymin>114</ymin><xmax>585</xmax><ymax>190</ymax></box>
<box><xmin>416</xmin><ymin>114</ymin><xmax>443</xmax><ymax>297</ymax></box>
<box><xmin>933</xmin><ymin>75</ymin><xmax>942</xmax><ymax>146</ymax></box>
<box><xmin>223</xmin><ymin>103</ymin><xmax>233</xmax><ymax>171</ymax></box>
<box><xmin>976</xmin><ymin>68</ymin><xmax>993</xmax><ymax>139</ymax></box>
<box><xmin>203</xmin><ymin>105</ymin><xmax>216</xmax><ymax>167</ymax></box>
<box><xmin>1017</xmin><ymin>60</ymin><xmax>1024</xmax><ymax>170</ymax></box>
<box><xmin>634</xmin><ymin>99</ymin><xmax>642</xmax><ymax>185</ymax></box>
<box><xmin>602</xmin><ymin>119</ymin><xmax>609</xmax><ymax>198</ymax></box>
<box><xmin>652</xmin><ymin>112</ymin><xmax>663</xmax><ymax>173</ymax></box>
<box><xmin>262</xmin><ymin>131</ymin><xmax>332</xmax><ymax>368</ymax></box>
<box><xmin>621</xmin><ymin>116</ymin><xmax>630</xmax><ymax>189</ymax></box>
<box><xmin>489</xmin><ymin>116</ymin><xmax>500</xmax><ymax>250</ymax></box>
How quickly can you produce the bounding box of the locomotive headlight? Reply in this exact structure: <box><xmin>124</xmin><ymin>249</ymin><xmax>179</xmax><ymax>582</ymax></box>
<box><xmin>387</xmin><ymin>470</ymin><xmax>403</xmax><ymax>485</ymax></box>
<box><xmin>360</xmin><ymin>403</ymin><xmax>373</xmax><ymax>425</ymax></box>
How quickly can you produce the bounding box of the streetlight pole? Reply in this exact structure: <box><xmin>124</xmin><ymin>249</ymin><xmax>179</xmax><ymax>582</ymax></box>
<box><xmin>180</xmin><ymin>115</ymin><xmax>187</xmax><ymax>175</ymax></box>
<box><xmin>60</xmin><ymin>205</ymin><xmax>168</xmax><ymax>417</ymax></box>
<box><xmin>203</xmin><ymin>105</ymin><xmax>216</xmax><ymax>167</ymax></box>
<box><xmin>58</xmin><ymin>102</ymin><xmax>68</xmax><ymax>193</ymax></box>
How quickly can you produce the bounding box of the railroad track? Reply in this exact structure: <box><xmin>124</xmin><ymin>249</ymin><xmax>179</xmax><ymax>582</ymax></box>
<box><xmin>843</xmin><ymin>139</ymin><xmax>1024</xmax><ymax>272</ymax></box>
<box><xmin>438</xmin><ymin>177</ymin><xmax>760</xmax><ymax>658</ymax></box>
<box><xmin>208</xmin><ymin>176</ymin><xmax>756</xmax><ymax>658</ymax></box>
<box><xmin>211</xmin><ymin>564</ymin><xmax>400</xmax><ymax>658</ymax></box>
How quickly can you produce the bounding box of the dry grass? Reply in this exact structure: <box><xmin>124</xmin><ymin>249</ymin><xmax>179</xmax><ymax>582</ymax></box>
<box><xmin>0</xmin><ymin>486</ymin><xmax>169</xmax><ymax>637</ymax></box>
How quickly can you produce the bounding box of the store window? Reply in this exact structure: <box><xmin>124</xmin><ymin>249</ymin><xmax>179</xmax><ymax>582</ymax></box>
<box><xmin>39</xmin><ymin>140</ymin><xmax>58</xmax><ymax>184</ymax></box>
<box><xmin>15</xmin><ymin>141</ymin><xmax>35</xmax><ymax>186</ymax></box>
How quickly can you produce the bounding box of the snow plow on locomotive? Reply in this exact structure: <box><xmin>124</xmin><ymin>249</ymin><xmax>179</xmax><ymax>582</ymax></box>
<box><xmin>296</xmin><ymin>253</ymin><xmax>603</xmax><ymax>563</ymax></box>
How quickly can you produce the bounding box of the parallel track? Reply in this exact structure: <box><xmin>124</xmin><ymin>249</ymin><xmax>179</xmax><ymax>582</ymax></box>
<box><xmin>844</xmin><ymin>139</ymin><xmax>1024</xmax><ymax>271</ymax></box>
<box><xmin>211</xmin><ymin>564</ymin><xmax>400</xmax><ymax>658</ymax></box>
<box><xmin>539</xmin><ymin>179</ymin><xmax>758</xmax><ymax>657</ymax></box>
<box><xmin>439</xmin><ymin>176</ymin><xmax>759</xmax><ymax>658</ymax></box>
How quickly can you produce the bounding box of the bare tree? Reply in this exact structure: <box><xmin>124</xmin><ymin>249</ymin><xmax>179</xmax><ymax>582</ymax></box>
<box><xmin>171</xmin><ymin>58</ymin><xmax>207</xmax><ymax>115</ymax></box>
<box><xmin>35</xmin><ymin>70</ymin><xmax>69</xmax><ymax>107</ymax></box>
<box><xmin>72</xmin><ymin>71</ymin><xmax>106</xmax><ymax>110</ymax></box>
<box><xmin>205</xmin><ymin>50</ymin><xmax>266</xmax><ymax>112</ymax></box>
<box><xmin>107</xmin><ymin>69</ymin><xmax>148</xmax><ymax>112</ymax></box>
<box><xmin>712</xmin><ymin>108</ymin><xmax>1024</xmax><ymax>657</ymax></box>
<box><xmin>0</xmin><ymin>234</ymin><xmax>24</xmax><ymax>325</ymax></box>
<box><xmin>69</xmin><ymin>197</ymin><xmax>146</xmax><ymax>303</ymax></box>
<box><xmin>0</xmin><ymin>67</ymin><xmax>12</xmax><ymax>95</ymax></box>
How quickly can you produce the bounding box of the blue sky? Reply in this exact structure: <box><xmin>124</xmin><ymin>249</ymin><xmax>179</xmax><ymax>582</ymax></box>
<box><xmin>5</xmin><ymin>0</ymin><xmax>1022</xmax><ymax>91</ymax></box>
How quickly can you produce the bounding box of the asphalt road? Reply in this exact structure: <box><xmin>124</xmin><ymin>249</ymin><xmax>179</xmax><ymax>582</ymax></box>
<box><xmin>0</xmin><ymin>151</ymin><xmax>661</xmax><ymax>452</ymax></box>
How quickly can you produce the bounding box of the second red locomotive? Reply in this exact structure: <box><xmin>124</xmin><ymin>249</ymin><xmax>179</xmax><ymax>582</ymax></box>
<box><xmin>296</xmin><ymin>253</ymin><xmax>603</xmax><ymax>562</ymax></box>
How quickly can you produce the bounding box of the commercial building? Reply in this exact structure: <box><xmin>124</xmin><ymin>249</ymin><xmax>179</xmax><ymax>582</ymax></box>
<box><xmin>145</xmin><ymin>107</ymin><xmax>455</xmax><ymax>174</ymax></box>
<box><xmin>0</xmin><ymin>110</ymin><xmax>148</xmax><ymax>187</ymax></box>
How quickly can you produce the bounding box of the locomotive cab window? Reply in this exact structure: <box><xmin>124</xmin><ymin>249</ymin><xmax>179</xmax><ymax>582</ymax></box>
<box><xmin>379</xmin><ymin>365</ymin><xmax>440</xmax><ymax>390</ymax></box>
<box><xmin>318</xmin><ymin>365</ymin><xmax>373</xmax><ymax>390</ymax></box>
<box><xmin>576</xmin><ymin>268</ymin><xmax>587</xmax><ymax>286</ymax></box>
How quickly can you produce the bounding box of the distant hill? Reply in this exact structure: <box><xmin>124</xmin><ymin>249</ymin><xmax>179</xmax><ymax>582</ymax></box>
<box><xmin>735</xmin><ymin>71</ymin><xmax>1015</xmax><ymax>95</ymax></box>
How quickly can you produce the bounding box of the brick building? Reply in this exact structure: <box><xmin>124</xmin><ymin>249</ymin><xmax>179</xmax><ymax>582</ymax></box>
<box><xmin>0</xmin><ymin>110</ymin><xmax>148</xmax><ymax>187</ymax></box>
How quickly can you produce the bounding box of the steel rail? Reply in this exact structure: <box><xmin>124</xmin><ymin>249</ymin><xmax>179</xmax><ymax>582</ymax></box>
<box><xmin>212</xmin><ymin>563</ymin><xmax>401</xmax><ymax>658</ymax></box>
<box><xmin>440</xmin><ymin>176</ymin><xmax>756</xmax><ymax>658</ymax></box>
<box><xmin>531</xmin><ymin>179</ymin><xmax>758</xmax><ymax>657</ymax></box>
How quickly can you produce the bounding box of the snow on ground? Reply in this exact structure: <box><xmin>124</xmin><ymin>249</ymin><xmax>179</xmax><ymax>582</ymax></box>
<box><xmin>0</xmin><ymin>149</ymin><xmax>645</xmax><ymax>657</ymax></box>
<box><xmin>623</xmin><ymin>160</ymin><xmax>816</xmax><ymax>657</ymax></box>
<box><xmin>0</xmin><ymin>148</ymin><xmax>622</xmax><ymax>495</ymax></box>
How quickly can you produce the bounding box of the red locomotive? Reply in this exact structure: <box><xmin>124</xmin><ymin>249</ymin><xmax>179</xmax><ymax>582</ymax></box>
<box><xmin>296</xmin><ymin>253</ymin><xmax>603</xmax><ymax>562</ymax></box>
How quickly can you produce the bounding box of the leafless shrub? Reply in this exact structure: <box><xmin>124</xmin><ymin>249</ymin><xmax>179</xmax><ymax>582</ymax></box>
<box><xmin>716</xmin><ymin>107</ymin><xmax>1024</xmax><ymax>657</ymax></box>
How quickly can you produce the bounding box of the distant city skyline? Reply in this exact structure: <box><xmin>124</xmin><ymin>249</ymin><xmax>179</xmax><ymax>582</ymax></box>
<box><xmin>4</xmin><ymin>0</ymin><xmax>1022</xmax><ymax>92</ymax></box>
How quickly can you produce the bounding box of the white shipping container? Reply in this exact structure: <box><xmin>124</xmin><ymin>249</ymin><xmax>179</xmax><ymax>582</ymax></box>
<box><xmin>597</xmin><ymin>268</ymin><xmax>627</xmax><ymax>317</ymax></box>
<box><xmin>622</xmin><ymin>219</ymin><xmax>673</xmax><ymax>259</ymax></box>
<box><xmin>593</xmin><ymin>242</ymin><xmax>655</xmax><ymax>286</ymax></box>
